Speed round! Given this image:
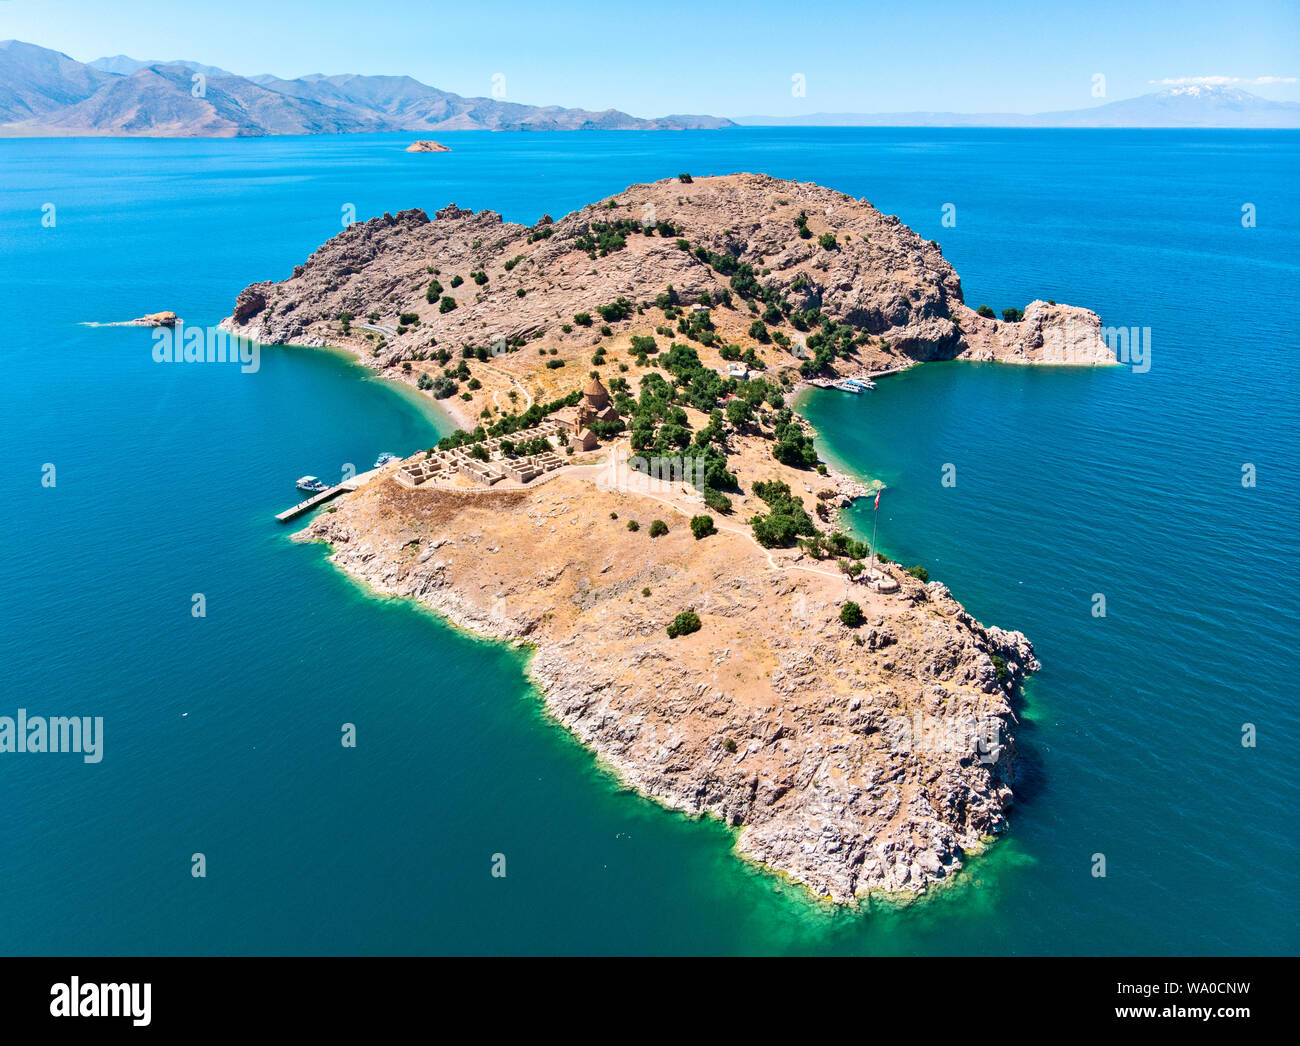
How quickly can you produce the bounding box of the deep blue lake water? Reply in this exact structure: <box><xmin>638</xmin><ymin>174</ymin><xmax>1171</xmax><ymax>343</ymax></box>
<box><xmin>1</xmin><ymin>128</ymin><xmax>1295</xmax><ymax>954</ymax></box>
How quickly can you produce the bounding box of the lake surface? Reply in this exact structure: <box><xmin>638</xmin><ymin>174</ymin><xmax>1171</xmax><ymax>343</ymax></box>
<box><xmin>1</xmin><ymin>128</ymin><xmax>1295</xmax><ymax>954</ymax></box>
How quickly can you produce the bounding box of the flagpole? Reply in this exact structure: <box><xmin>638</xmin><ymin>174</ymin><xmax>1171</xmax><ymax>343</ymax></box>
<box><xmin>868</xmin><ymin>488</ymin><xmax>880</xmax><ymax>584</ymax></box>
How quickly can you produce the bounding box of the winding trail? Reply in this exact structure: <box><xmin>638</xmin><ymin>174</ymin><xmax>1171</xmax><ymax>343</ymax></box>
<box><xmin>474</xmin><ymin>360</ymin><xmax>534</xmax><ymax>412</ymax></box>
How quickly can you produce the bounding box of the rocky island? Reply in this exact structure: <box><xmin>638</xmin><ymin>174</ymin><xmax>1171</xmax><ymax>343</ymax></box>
<box><xmin>406</xmin><ymin>140</ymin><xmax>451</xmax><ymax>152</ymax></box>
<box><xmin>225</xmin><ymin>174</ymin><xmax>1111</xmax><ymax>902</ymax></box>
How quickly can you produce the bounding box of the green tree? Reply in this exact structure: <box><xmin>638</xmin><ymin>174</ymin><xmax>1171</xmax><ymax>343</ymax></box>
<box><xmin>690</xmin><ymin>515</ymin><xmax>716</xmax><ymax>539</ymax></box>
<box><xmin>667</xmin><ymin>610</ymin><xmax>701</xmax><ymax>638</ymax></box>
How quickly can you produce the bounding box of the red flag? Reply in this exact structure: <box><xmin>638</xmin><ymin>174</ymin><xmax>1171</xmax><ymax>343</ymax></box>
<box><xmin>873</xmin><ymin>489</ymin><xmax>881</xmax><ymax>511</ymax></box>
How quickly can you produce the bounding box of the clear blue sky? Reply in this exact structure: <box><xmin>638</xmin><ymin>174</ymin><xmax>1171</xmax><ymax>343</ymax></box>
<box><xmin>5</xmin><ymin>0</ymin><xmax>1298</xmax><ymax>115</ymax></box>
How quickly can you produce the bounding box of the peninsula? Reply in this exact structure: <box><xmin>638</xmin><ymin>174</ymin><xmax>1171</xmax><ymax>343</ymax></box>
<box><xmin>225</xmin><ymin>174</ymin><xmax>1112</xmax><ymax>901</ymax></box>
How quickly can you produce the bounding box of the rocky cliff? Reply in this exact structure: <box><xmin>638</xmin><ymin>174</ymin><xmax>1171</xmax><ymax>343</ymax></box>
<box><xmin>227</xmin><ymin>174</ymin><xmax>1114</xmax><ymax>391</ymax></box>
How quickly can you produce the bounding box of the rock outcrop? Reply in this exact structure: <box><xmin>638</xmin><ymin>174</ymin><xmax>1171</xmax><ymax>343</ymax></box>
<box><xmin>130</xmin><ymin>310</ymin><xmax>177</xmax><ymax>327</ymax></box>
<box><xmin>405</xmin><ymin>140</ymin><xmax>451</xmax><ymax>152</ymax></box>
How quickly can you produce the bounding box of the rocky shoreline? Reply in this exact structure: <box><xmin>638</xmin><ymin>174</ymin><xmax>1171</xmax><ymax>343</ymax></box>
<box><xmin>294</xmin><ymin>456</ymin><xmax>1038</xmax><ymax>902</ymax></box>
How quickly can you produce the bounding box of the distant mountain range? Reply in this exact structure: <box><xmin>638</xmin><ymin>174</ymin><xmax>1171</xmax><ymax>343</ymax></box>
<box><xmin>0</xmin><ymin>40</ymin><xmax>734</xmax><ymax>136</ymax></box>
<box><xmin>3</xmin><ymin>39</ymin><xmax>1295</xmax><ymax>136</ymax></box>
<box><xmin>737</xmin><ymin>85</ymin><xmax>1300</xmax><ymax>129</ymax></box>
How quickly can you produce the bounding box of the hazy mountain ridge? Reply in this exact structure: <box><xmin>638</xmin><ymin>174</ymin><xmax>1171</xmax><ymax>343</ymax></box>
<box><xmin>736</xmin><ymin>85</ymin><xmax>1300</xmax><ymax>128</ymax></box>
<box><xmin>0</xmin><ymin>40</ymin><xmax>734</xmax><ymax>136</ymax></box>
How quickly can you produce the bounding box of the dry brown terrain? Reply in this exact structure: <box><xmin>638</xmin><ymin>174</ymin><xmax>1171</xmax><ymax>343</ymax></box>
<box><xmin>301</xmin><ymin>449</ymin><xmax>1037</xmax><ymax>902</ymax></box>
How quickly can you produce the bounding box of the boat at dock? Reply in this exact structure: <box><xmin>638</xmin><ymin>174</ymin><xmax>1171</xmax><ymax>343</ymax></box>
<box><xmin>295</xmin><ymin>475</ymin><xmax>329</xmax><ymax>493</ymax></box>
<box><xmin>831</xmin><ymin>380</ymin><xmax>863</xmax><ymax>394</ymax></box>
<box><xmin>373</xmin><ymin>452</ymin><xmax>399</xmax><ymax>468</ymax></box>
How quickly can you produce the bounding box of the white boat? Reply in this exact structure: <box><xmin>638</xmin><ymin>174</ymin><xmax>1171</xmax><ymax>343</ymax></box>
<box><xmin>374</xmin><ymin>452</ymin><xmax>399</xmax><ymax>468</ymax></box>
<box><xmin>831</xmin><ymin>380</ymin><xmax>863</xmax><ymax>394</ymax></box>
<box><xmin>844</xmin><ymin>377</ymin><xmax>876</xmax><ymax>391</ymax></box>
<box><xmin>296</xmin><ymin>475</ymin><xmax>328</xmax><ymax>493</ymax></box>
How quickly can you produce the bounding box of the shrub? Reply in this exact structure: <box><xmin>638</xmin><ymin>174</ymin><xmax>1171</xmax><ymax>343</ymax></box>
<box><xmin>677</xmin><ymin>173</ymin><xmax>693</xmax><ymax>183</ymax></box>
<box><xmin>667</xmin><ymin>610</ymin><xmax>701</xmax><ymax>638</ymax></box>
<box><xmin>1002</xmin><ymin>307</ymin><xmax>1025</xmax><ymax>322</ymax></box>
<box><xmin>818</xmin><ymin>232</ymin><xmax>838</xmax><ymax>250</ymax></box>
<box><xmin>991</xmin><ymin>653</ymin><xmax>1009</xmax><ymax>684</ymax></box>
<box><xmin>839</xmin><ymin>601</ymin><xmax>864</xmax><ymax>627</ymax></box>
<box><xmin>399</xmin><ymin>312</ymin><xmax>419</xmax><ymax>325</ymax></box>
<box><xmin>723</xmin><ymin>738</ymin><xmax>737</xmax><ymax>753</ymax></box>
<box><xmin>439</xmin><ymin>296</ymin><xmax>457</xmax><ymax>313</ymax></box>
<box><xmin>516</xmin><ymin>288</ymin><xmax>526</xmax><ymax>297</ymax></box>
<box><xmin>573</xmin><ymin>312</ymin><xmax>593</xmax><ymax>326</ymax></box>
<box><xmin>771</xmin><ymin>409</ymin><xmax>818</xmax><ymax>468</ymax></box>
<box><xmin>450</xmin><ymin>274</ymin><xmax>464</xmax><ymax>288</ymax></box>
<box><xmin>749</xmin><ymin>479</ymin><xmax>817</xmax><ymax>548</ymax></box>
<box><xmin>649</xmin><ymin>519</ymin><xmax>669</xmax><ymax>538</ymax></box>
<box><xmin>626</xmin><ymin>519</ymin><xmax>640</xmax><ymax>532</ymax></box>
<box><xmin>429</xmin><ymin>375</ymin><xmax>458</xmax><ymax>399</ymax></box>
<box><xmin>596</xmin><ymin>297</ymin><xmax>633</xmax><ymax>322</ymax></box>
<box><xmin>905</xmin><ymin>564</ymin><xmax>930</xmax><ymax>582</ymax></box>
<box><xmin>545</xmin><ymin>359</ymin><xmax>565</xmax><ymax>369</ymax></box>
<box><xmin>976</xmin><ymin>305</ymin><xmax>995</xmax><ymax>318</ymax></box>
<box><xmin>702</xmin><ymin>487</ymin><xmax>732</xmax><ymax>514</ymax></box>
<box><xmin>690</xmin><ymin>515</ymin><xmax>716</xmax><ymax>539</ymax></box>
<box><xmin>725</xmin><ymin>399</ymin><xmax>753</xmax><ymax>426</ymax></box>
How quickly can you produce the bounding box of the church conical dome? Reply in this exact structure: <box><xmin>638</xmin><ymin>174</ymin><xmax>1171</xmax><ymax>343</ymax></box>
<box><xmin>583</xmin><ymin>377</ymin><xmax>610</xmax><ymax>409</ymax></box>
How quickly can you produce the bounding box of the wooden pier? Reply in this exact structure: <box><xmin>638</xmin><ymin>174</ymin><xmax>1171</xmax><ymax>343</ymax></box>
<box><xmin>274</xmin><ymin>467</ymin><xmax>382</xmax><ymax>523</ymax></box>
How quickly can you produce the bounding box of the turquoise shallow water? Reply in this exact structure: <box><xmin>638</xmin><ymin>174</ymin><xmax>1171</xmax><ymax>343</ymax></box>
<box><xmin>1</xmin><ymin>129</ymin><xmax>1296</xmax><ymax>954</ymax></box>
